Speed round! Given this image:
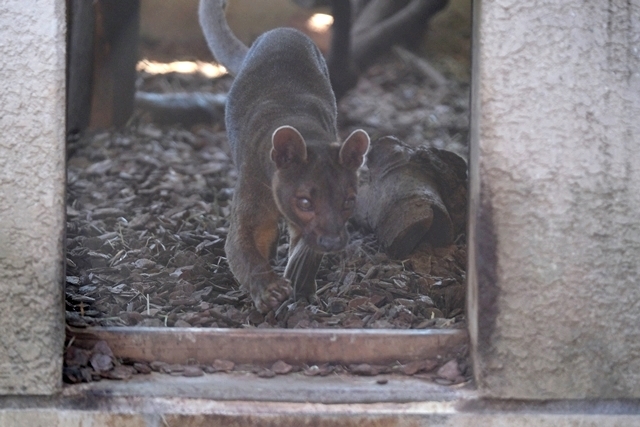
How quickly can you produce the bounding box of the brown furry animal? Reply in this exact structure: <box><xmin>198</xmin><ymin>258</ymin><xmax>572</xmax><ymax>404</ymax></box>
<box><xmin>199</xmin><ymin>0</ymin><xmax>370</xmax><ymax>312</ymax></box>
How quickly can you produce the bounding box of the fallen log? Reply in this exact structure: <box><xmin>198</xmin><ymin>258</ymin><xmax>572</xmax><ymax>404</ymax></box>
<box><xmin>135</xmin><ymin>91</ymin><xmax>226</xmax><ymax>127</ymax></box>
<box><xmin>355</xmin><ymin>136</ymin><xmax>467</xmax><ymax>259</ymax></box>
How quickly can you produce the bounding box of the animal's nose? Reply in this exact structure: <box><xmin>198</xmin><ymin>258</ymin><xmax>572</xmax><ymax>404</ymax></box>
<box><xmin>317</xmin><ymin>235</ymin><xmax>344</xmax><ymax>252</ymax></box>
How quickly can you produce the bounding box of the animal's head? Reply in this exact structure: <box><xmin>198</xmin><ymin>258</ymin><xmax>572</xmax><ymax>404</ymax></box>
<box><xmin>270</xmin><ymin>125</ymin><xmax>370</xmax><ymax>253</ymax></box>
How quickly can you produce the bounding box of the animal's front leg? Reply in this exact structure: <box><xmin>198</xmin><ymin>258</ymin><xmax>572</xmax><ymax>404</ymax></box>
<box><xmin>225</xmin><ymin>202</ymin><xmax>292</xmax><ymax>313</ymax></box>
<box><xmin>284</xmin><ymin>226</ymin><xmax>324</xmax><ymax>300</ymax></box>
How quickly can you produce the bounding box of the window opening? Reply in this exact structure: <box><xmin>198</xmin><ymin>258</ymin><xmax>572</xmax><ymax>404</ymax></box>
<box><xmin>64</xmin><ymin>0</ymin><xmax>472</xmax><ymax>386</ymax></box>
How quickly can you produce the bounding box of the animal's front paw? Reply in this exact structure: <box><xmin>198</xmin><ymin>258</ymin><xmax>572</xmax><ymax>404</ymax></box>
<box><xmin>251</xmin><ymin>277</ymin><xmax>292</xmax><ymax>313</ymax></box>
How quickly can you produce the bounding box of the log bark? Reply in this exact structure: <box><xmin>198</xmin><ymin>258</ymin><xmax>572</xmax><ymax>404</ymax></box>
<box><xmin>356</xmin><ymin>136</ymin><xmax>467</xmax><ymax>259</ymax></box>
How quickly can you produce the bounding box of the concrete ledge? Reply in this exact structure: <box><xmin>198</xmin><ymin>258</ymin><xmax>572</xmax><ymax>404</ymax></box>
<box><xmin>1</xmin><ymin>385</ymin><xmax>638</xmax><ymax>427</ymax></box>
<box><xmin>62</xmin><ymin>372</ymin><xmax>470</xmax><ymax>404</ymax></box>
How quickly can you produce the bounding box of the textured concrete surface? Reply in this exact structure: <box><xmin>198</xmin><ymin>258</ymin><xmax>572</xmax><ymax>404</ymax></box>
<box><xmin>0</xmin><ymin>399</ymin><xmax>639</xmax><ymax>427</ymax></box>
<box><xmin>61</xmin><ymin>371</ymin><xmax>470</xmax><ymax>403</ymax></box>
<box><xmin>469</xmin><ymin>0</ymin><xmax>640</xmax><ymax>398</ymax></box>
<box><xmin>1</xmin><ymin>0</ymin><xmax>640</xmax><ymax>416</ymax></box>
<box><xmin>0</xmin><ymin>0</ymin><xmax>66</xmax><ymax>394</ymax></box>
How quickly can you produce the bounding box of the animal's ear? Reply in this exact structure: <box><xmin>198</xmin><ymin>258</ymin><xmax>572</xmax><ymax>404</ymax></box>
<box><xmin>339</xmin><ymin>129</ymin><xmax>370</xmax><ymax>170</ymax></box>
<box><xmin>271</xmin><ymin>126</ymin><xmax>308</xmax><ymax>169</ymax></box>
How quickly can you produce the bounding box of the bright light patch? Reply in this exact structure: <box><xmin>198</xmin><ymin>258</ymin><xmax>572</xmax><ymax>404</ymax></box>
<box><xmin>307</xmin><ymin>13</ymin><xmax>333</xmax><ymax>32</ymax></box>
<box><xmin>136</xmin><ymin>60</ymin><xmax>228</xmax><ymax>78</ymax></box>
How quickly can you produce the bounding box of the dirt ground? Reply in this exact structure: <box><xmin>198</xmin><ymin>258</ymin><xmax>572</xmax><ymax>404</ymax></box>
<box><xmin>65</xmin><ymin>46</ymin><xmax>469</xmax><ymax>332</ymax></box>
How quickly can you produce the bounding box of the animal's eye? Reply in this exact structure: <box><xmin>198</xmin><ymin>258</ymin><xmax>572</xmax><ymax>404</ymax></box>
<box><xmin>343</xmin><ymin>198</ymin><xmax>355</xmax><ymax>210</ymax></box>
<box><xmin>297</xmin><ymin>197</ymin><xmax>313</xmax><ymax>211</ymax></box>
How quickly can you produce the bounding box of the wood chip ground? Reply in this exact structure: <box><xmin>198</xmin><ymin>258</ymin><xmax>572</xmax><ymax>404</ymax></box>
<box><xmin>65</xmin><ymin>51</ymin><xmax>469</xmax><ymax>332</ymax></box>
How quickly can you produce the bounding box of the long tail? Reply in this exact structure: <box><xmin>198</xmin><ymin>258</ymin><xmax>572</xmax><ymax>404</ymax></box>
<box><xmin>198</xmin><ymin>0</ymin><xmax>249</xmax><ymax>76</ymax></box>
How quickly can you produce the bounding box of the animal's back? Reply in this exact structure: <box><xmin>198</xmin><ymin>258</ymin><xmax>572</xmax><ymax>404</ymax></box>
<box><xmin>234</xmin><ymin>28</ymin><xmax>333</xmax><ymax>100</ymax></box>
<box><xmin>225</xmin><ymin>28</ymin><xmax>338</xmax><ymax>168</ymax></box>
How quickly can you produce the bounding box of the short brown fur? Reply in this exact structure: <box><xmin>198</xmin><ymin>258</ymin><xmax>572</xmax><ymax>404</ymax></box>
<box><xmin>199</xmin><ymin>0</ymin><xmax>370</xmax><ymax>312</ymax></box>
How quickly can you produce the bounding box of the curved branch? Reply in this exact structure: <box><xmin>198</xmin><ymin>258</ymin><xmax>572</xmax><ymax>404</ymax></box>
<box><xmin>352</xmin><ymin>0</ymin><xmax>448</xmax><ymax>69</ymax></box>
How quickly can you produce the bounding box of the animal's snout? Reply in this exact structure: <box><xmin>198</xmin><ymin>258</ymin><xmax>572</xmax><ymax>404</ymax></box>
<box><xmin>316</xmin><ymin>234</ymin><xmax>345</xmax><ymax>253</ymax></box>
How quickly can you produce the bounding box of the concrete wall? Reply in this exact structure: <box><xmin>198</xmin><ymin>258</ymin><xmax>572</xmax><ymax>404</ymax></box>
<box><xmin>0</xmin><ymin>401</ymin><xmax>638</xmax><ymax>426</ymax></box>
<box><xmin>2</xmin><ymin>0</ymin><xmax>640</xmax><ymax>408</ymax></box>
<box><xmin>0</xmin><ymin>401</ymin><xmax>640</xmax><ymax>427</ymax></box>
<box><xmin>0</xmin><ymin>0</ymin><xmax>66</xmax><ymax>394</ymax></box>
<box><xmin>469</xmin><ymin>0</ymin><xmax>640</xmax><ymax>399</ymax></box>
